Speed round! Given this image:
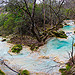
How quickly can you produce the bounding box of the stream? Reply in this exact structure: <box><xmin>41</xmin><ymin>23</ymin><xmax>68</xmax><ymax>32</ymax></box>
<box><xmin>0</xmin><ymin>20</ymin><xmax>75</xmax><ymax>75</ymax></box>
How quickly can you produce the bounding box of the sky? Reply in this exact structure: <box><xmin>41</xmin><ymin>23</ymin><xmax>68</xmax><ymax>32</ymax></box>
<box><xmin>36</xmin><ymin>0</ymin><xmax>42</xmax><ymax>4</ymax></box>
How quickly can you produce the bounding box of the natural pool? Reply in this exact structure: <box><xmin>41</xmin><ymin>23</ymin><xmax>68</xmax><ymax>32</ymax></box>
<box><xmin>0</xmin><ymin>20</ymin><xmax>75</xmax><ymax>75</ymax></box>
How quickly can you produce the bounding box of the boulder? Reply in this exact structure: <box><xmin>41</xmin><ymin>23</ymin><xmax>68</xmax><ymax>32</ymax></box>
<box><xmin>1</xmin><ymin>39</ymin><xmax>6</xmax><ymax>42</ymax></box>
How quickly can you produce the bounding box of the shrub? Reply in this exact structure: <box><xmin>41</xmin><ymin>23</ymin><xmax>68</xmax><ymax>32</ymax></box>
<box><xmin>0</xmin><ymin>70</ymin><xmax>5</xmax><ymax>75</ymax></box>
<box><xmin>74</xmin><ymin>31</ymin><xmax>75</xmax><ymax>34</ymax></box>
<box><xmin>11</xmin><ymin>44</ymin><xmax>22</xmax><ymax>53</ymax></box>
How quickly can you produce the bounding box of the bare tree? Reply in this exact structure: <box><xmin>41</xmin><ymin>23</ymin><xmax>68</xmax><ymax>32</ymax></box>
<box><xmin>43</xmin><ymin>0</ymin><xmax>45</xmax><ymax>27</ymax></box>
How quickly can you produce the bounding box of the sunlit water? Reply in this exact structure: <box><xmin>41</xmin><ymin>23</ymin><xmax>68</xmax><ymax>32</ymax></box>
<box><xmin>0</xmin><ymin>20</ymin><xmax>75</xmax><ymax>75</ymax></box>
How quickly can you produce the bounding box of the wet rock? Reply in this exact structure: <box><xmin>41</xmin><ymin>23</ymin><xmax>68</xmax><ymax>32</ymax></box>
<box><xmin>8</xmin><ymin>49</ymin><xmax>17</xmax><ymax>56</ymax></box>
<box><xmin>53</xmin><ymin>57</ymin><xmax>64</xmax><ymax>64</ymax></box>
<box><xmin>1</xmin><ymin>39</ymin><xmax>6</xmax><ymax>42</ymax></box>
<box><xmin>39</xmin><ymin>56</ymin><xmax>49</xmax><ymax>59</ymax></box>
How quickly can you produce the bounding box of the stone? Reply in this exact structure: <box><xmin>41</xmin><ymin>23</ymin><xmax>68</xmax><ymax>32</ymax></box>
<box><xmin>39</xmin><ymin>56</ymin><xmax>49</xmax><ymax>59</ymax></box>
<box><xmin>1</xmin><ymin>39</ymin><xmax>6</xmax><ymax>42</ymax></box>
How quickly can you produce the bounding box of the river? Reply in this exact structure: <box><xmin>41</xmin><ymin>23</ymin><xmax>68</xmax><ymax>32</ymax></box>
<box><xmin>0</xmin><ymin>20</ymin><xmax>75</xmax><ymax>75</ymax></box>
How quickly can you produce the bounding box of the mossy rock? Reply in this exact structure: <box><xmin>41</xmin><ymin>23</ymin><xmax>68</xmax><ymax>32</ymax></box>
<box><xmin>59</xmin><ymin>64</ymin><xmax>72</xmax><ymax>75</ymax></box>
<box><xmin>59</xmin><ymin>31</ymin><xmax>67</xmax><ymax>38</ymax></box>
<box><xmin>59</xmin><ymin>34</ymin><xmax>67</xmax><ymax>38</ymax></box>
<box><xmin>52</xmin><ymin>31</ymin><xmax>59</xmax><ymax>37</ymax></box>
<box><xmin>18</xmin><ymin>70</ymin><xmax>30</xmax><ymax>75</ymax></box>
<box><xmin>0</xmin><ymin>70</ymin><xmax>5</xmax><ymax>75</ymax></box>
<box><xmin>59</xmin><ymin>31</ymin><xmax>65</xmax><ymax>34</ymax></box>
<box><xmin>52</xmin><ymin>31</ymin><xmax>67</xmax><ymax>38</ymax></box>
<box><xmin>30</xmin><ymin>44</ymin><xmax>39</xmax><ymax>51</ymax></box>
<box><xmin>11</xmin><ymin>44</ymin><xmax>22</xmax><ymax>53</ymax></box>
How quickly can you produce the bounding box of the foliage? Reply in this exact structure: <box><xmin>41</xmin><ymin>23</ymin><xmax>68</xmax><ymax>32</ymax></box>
<box><xmin>0</xmin><ymin>70</ymin><xmax>5</xmax><ymax>75</ymax></box>
<box><xmin>59</xmin><ymin>64</ymin><xmax>72</xmax><ymax>75</ymax></box>
<box><xmin>11</xmin><ymin>44</ymin><xmax>22</xmax><ymax>53</ymax></box>
<box><xmin>0</xmin><ymin>13</ymin><xmax>7</xmax><ymax>27</ymax></box>
<box><xmin>0</xmin><ymin>0</ymin><xmax>74</xmax><ymax>42</ymax></box>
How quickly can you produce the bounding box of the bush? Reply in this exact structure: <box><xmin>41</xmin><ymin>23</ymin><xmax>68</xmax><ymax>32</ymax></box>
<box><xmin>0</xmin><ymin>70</ymin><xmax>5</xmax><ymax>75</ymax></box>
<box><xmin>11</xmin><ymin>44</ymin><xmax>22</xmax><ymax>53</ymax></box>
<box><xmin>74</xmin><ymin>31</ymin><xmax>75</xmax><ymax>34</ymax></box>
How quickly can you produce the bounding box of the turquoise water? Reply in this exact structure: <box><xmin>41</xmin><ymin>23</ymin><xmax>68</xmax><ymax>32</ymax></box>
<box><xmin>0</xmin><ymin>21</ymin><xmax>75</xmax><ymax>75</ymax></box>
<box><xmin>61</xmin><ymin>25</ymin><xmax>75</xmax><ymax>32</ymax></box>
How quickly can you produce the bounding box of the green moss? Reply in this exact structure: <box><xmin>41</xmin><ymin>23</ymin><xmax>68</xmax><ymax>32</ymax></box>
<box><xmin>29</xmin><ymin>44</ymin><xmax>39</xmax><ymax>51</ymax></box>
<box><xmin>52</xmin><ymin>31</ymin><xmax>59</xmax><ymax>37</ymax></box>
<box><xmin>66</xmin><ymin>64</ymin><xmax>72</xmax><ymax>71</ymax></box>
<box><xmin>52</xmin><ymin>31</ymin><xmax>67</xmax><ymax>38</ymax></box>
<box><xmin>59</xmin><ymin>68</ymin><xmax>66</xmax><ymax>75</ymax></box>
<box><xmin>18</xmin><ymin>70</ymin><xmax>30</xmax><ymax>75</ymax></box>
<box><xmin>21</xmin><ymin>70</ymin><xmax>29</xmax><ymax>75</ymax></box>
<box><xmin>0</xmin><ymin>70</ymin><xmax>5</xmax><ymax>75</ymax></box>
<box><xmin>59</xmin><ymin>64</ymin><xmax>72</xmax><ymax>75</ymax></box>
<box><xmin>59</xmin><ymin>34</ymin><xmax>67</xmax><ymax>38</ymax></box>
<box><xmin>11</xmin><ymin>44</ymin><xmax>22</xmax><ymax>53</ymax></box>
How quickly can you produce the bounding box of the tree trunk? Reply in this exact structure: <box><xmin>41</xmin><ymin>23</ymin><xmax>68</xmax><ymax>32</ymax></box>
<box><xmin>43</xmin><ymin>0</ymin><xmax>45</xmax><ymax>29</ymax></box>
